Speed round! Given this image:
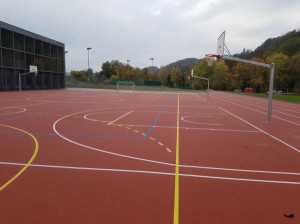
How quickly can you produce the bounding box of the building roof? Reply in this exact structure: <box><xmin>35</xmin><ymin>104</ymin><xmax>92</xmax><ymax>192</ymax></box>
<box><xmin>0</xmin><ymin>21</ymin><xmax>64</xmax><ymax>47</ymax></box>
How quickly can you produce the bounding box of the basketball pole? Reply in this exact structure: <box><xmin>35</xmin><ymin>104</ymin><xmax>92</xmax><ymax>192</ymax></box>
<box><xmin>191</xmin><ymin>69</ymin><xmax>210</xmax><ymax>95</ymax></box>
<box><xmin>19</xmin><ymin>71</ymin><xmax>38</xmax><ymax>93</ymax></box>
<box><xmin>267</xmin><ymin>63</ymin><xmax>275</xmax><ymax>123</ymax></box>
<box><xmin>222</xmin><ymin>55</ymin><xmax>275</xmax><ymax>123</ymax></box>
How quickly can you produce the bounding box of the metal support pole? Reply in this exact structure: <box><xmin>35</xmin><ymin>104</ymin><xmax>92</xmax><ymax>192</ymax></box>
<box><xmin>221</xmin><ymin>55</ymin><xmax>275</xmax><ymax>123</ymax></box>
<box><xmin>19</xmin><ymin>71</ymin><xmax>36</xmax><ymax>93</ymax></box>
<box><xmin>191</xmin><ymin>70</ymin><xmax>210</xmax><ymax>95</ymax></box>
<box><xmin>267</xmin><ymin>63</ymin><xmax>275</xmax><ymax>123</ymax></box>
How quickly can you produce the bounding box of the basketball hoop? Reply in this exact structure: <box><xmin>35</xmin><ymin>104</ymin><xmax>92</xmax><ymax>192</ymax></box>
<box><xmin>205</xmin><ymin>54</ymin><xmax>220</xmax><ymax>66</ymax></box>
<box><xmin>206</xmin><ymin>57</ymin><xmax>214</xmax><ymax>66</ymax></box>
<box><xmin>205</xmin><ymin>54</ymin><xmax>220</xmax><ymax>58</ymax></box>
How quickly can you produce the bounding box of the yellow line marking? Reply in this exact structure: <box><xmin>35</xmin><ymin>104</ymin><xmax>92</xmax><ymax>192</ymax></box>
<box><xmin>173</xmin><ymin>94</ymin><xmax>180</xmax><ymax>224</ymax></box>
<box><xmin>0</xmin><ymin>124</ymin><xmax>39</xmax><ymax>191</ymax></box>
<box><xmin>165</xmin><ymin>148</ymin><xmax>172</xmax><ymax>153</ymax></box>
<box><xmin>133</xmin><ymin>130</ymin><xmax>139</xmax><ymax>133</ymax></box>
<box><xmin>158</xmin><ymin>142</ymin><xmax>164</xmax><ymax>146</ymax></box>
<box><xmin>150</xmin><ymin>137</ymin><xmax>156</xmax><ymax>141</ymax></box>
<box><xmin>126</xmin><ymin>127</ymin><xmax>131</xmax><ymax>130</ymax></box>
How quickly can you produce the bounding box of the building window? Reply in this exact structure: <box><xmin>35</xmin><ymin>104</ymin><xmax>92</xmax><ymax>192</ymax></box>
<box><xmin>35</xmin><ymin>39</ymin><xmax>43</xmax><ymax>55</ymax></box>
<box><xmin>50</xmin><ymin>58</ymin><xmax>57</xmax><ymax>72</ymax></box>
<box><xmin>15</xmin><ymin>51</ymin><xmax>25</xmax><ymax>69</ymax></box>
<box><xmin>0</xmin><ymin>49</ymin><xmax>2</xmax><ymax>66</ymax></box>
<box><xmin>2</xmin><ymin>49</ymin><xmax>14</xmax><ymax>67</ymax></box>
<box><xmin>35</xmin><ymin>55</ymin><xmax>43</xmax><ymax>71</ymax></box>
<box><xmin>1</xmin><ymin>29</ymin><xmax>13</xmax><ymax>48</ymax></box>
<box><xmin>57</xmin><ymin>47</ymin><xmax>64</xmax><ymax>60</ymax></box>
<box><xmin>25</xmin><ymin>36</ymin><xmax>34</xmax><ymax>53</ymax></box>
<box><xmin>51</xmin><ymin>45</ymin><xmax>57</xmax><ymax>58</ymax></box>
<box><xmin>26</xmin><ymin>53</ymin><xmax>34</xmax><ymax>68</ymax></box>
<box><xmin>44</xmin><ymin>57</ymin><xmax>50</xmax><ymax>71</ymax></box>
<box><xmin>57</xmin><ymin>60</ymin><xmax>64</xmax><ymax>73</ymax></box>
<box><xmin>43</xmin><ymin>42</ymin><xmax>50</xmax><ymax>56</ymax></box>
<box><xmin>14</xmin><ymin>33</ymin><xmax>24</xmax><ymax>51</ymax></box>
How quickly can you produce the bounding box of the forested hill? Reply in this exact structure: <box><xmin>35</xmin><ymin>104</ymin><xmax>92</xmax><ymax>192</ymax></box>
<box><xmin>164</xmin><ymin>58</ymin><xmax>200</xmax><ymax>73</ymax></box>
<box><xmin>236</xmin><ymin>29</ymin><xmax>300</xmax><ymax>59</ymax></box>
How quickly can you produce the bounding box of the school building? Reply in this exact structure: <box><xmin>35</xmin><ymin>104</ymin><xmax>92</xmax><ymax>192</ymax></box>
<box><xmin>0</xmin><ymin>21</ymin><xmax>65</xmax><ymax>91</ymax></box>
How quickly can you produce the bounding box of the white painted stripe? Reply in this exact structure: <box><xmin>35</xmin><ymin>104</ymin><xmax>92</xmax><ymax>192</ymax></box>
<box><xmin>107</xmin><ymin>111</ymin><xmax>133</xmax><ymax>126</ymax></box>
<box><xmin>220</xmin><ymin>107</ymin><xmax>300</xmax><ymax>153</ymax></box>
<box><xmin>1</xmin><ymin>162</ymin><xmax>300</xmax><ymax>185</ymax></box>
<box><xmin>214</xmin><ymin>95</ymin><xmax>300</xmax><ymax>126</ymax></box>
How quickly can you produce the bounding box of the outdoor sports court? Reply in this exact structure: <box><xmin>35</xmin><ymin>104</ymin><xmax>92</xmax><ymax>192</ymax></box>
<box><xmin>1</xmin><ymin>89</ymin><xmax>299</xmax><ymax>224</ymax></box>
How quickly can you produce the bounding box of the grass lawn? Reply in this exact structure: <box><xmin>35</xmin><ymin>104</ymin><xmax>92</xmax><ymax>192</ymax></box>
<box><xmin>242</xmin><ymin>93</ymin><xmax>300</xmax><ymax>103</ymax></box>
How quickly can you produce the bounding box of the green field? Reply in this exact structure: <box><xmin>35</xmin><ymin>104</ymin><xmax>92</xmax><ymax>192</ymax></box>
<box><xmin>241</xmin><ymin>93</ymin><xmax>300</xmax><ymax>103</ymax></box>
<box><xmin>65</xmin><ymin>77</ymin><xmax>299</xmax><ymax>103</ymax></box>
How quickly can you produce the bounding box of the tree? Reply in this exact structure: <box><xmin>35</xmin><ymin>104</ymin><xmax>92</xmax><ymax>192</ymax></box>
<box><xmin>158</xmin><ymin>66</ymin><xmax>169</xmax><ymax>86</ymax></box>
<box><xmin>231</xmin><ymin>57</ymin><xmax>268</xmax><ymax>92</ymax></box>
<box><xmin>191</xmin><ymin>60</ymin><xmax>208</xmax><ymax>90</ymax></box>
<box><xmin>210</xmin><ymin>60</ymin><xmax>230</xmax><ymax>90</ymax></box>
<box><xmin>266</xmin><ymin>52</ymin><xmax>289</xmax><ymax>91</ymax></box>
<box><xmin>101</xmin><ymin>61</ymin><xmax>115</xmax><ymax>79</ymax></box>
<box><xmin>191</xmin><ymin>59</ymin><xmax>229</xmax><ymax>90</ymax></box>
<box><xmin>170</xmin><ymin>66</ymin><xmax>181</xmax><ymax>87</ymax></box>
<box><xmin>289</xmin><ymin>52</ymin><xmax>300</xmax><ymax>93</ymax></box>
<box><xmin>71</xmin><ymin>70</ymin><xmax>87</xmax><ymax>81</ymax></box>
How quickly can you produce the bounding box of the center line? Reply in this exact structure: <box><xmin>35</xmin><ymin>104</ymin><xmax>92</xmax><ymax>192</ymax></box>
<box><xmin>173</xmin><ymin>94</ymin><xmax>180</xmax><ymax>224</ymax></box>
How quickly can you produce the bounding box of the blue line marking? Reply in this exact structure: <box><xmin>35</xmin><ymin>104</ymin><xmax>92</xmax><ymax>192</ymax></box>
<box><xmin>143</xmin><ymin>99</ymin><xmax>170</xmax><ymax>139</ymax></box>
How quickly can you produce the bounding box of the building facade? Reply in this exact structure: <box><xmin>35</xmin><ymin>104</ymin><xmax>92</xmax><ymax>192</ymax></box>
<box><xmin>0</xmin><ymin>21</ymin><xmax>65</xmax><ymax>90</ymax></box>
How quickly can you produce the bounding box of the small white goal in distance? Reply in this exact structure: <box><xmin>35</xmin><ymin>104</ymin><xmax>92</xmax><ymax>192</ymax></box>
<box><xmin>117</xmin><ymin>81</ymin><xmax>135</xmax><ymax>93</ymax></box>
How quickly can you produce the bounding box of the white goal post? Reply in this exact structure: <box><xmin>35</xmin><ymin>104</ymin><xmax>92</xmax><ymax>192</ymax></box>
<box><xmin>117</xmin><ymin>81</ymin><xmax>135</xmax><ymax>93</ymax></box>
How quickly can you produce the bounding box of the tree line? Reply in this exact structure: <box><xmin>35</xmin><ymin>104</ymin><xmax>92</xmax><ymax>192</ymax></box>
<box><xmin>191</xmin><ymin>51</ymin><xmax>300</xmax><ymax>94</ymax></box>
<box><xmin>70</xmin><ymin>51</ymin><xmax>300</xmax><ymax>94</ymax></box>
<box><xmin>70</xmin><ymin>29</ymin><xmax>300</xmax><ymax>93</ymax></box>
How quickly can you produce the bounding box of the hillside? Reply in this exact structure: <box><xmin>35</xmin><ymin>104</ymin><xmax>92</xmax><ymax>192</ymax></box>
<box><xmin>163</xmin><ymin>58</ymin><xmax>200</xmax><ymax>73</ymax></box>
<box><xmin>235</xmin><ymin>29</ymin><xmax>300</xmax><ymax>59</ymax></box>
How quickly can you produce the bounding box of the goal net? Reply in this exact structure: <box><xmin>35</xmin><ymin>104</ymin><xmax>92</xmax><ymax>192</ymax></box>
<box><xmin>117</xmin><ymin>81</ymin><xmax>135</xmax><ymax>93</ymax></box>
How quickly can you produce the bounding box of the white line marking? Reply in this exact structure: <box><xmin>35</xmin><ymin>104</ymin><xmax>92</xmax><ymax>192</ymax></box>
<box><xmin>213</xmin><ymin>95</ymin><xmax>300</xmax><ymax>126</ymax></box>
<box><xmin>196</xmin><ymin>94</ymin><xmax>207</xmax><ymax>101</ymax></box>
<box><xmin>220</xmin><ymin>107</ymin><xmax>300</xmax><ymax>153</ymax></box>
<box><xmin>107</xmin><ymin>111</ymin><xmax>133</xmax><ymax>126</ymax></box>
<box><xmin>1</xmin><ymin>162</ymin><xmax>300</xmax><ymax>185</ymax></box>
<box><xmin>0</xmin><ymin>107</ymin><xmax>26</xmax><ymax>115</ymax></box>
<box><xmin>52</xmin><ymin>107</ymin><xmax>300</xmax><ymax>185</ymax></box>
<box><xmin>181</xmin><ymin>115</ymin><xmax>222</xmax><ymax>126</ymax></box>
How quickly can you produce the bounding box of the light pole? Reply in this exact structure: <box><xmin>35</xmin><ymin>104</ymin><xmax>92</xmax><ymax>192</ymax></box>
<box><xmin>150</xmin><ymin>57</ymin><xmax>154</xmax><ymax>67</ymax></box>
<box><xmin>87</xmin><ymin>47</ymin><xmax>92</xmax><ymax>70</ymax></box>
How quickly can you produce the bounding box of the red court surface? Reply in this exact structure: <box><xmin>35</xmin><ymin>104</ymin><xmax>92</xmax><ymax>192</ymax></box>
<box><xmin>0</xmin><ymin>89</ymin><xmax>299</xmax><ymax>224</ymax></box>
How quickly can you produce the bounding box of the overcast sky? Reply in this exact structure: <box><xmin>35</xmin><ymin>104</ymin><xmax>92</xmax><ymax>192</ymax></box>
<box><xmin>1</xmin><ymin>0</ymin><xmax>300</xmax><ymax>72</ymax></box>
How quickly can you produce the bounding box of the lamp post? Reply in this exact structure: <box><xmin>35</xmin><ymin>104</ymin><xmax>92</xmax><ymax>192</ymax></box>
<box><xmin>87</xmin><ymin>47</ymin><xmax>92</xmax><ymax>70</ymax></box>
<box><xmin>150</xmin><ymin>57</ymin><xmax>154</xmax><ymax>67</ymax></box>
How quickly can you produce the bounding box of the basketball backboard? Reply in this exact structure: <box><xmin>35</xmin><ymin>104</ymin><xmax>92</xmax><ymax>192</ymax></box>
<box><xmin>217</xmin><ymin>31</ymin><xmax>225</xmax><ymax>57</ymax></box>
<box><xmin>29</xmin><ymin>65</ymin><xmax>38</xmax><ymax>75</ymax></box>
